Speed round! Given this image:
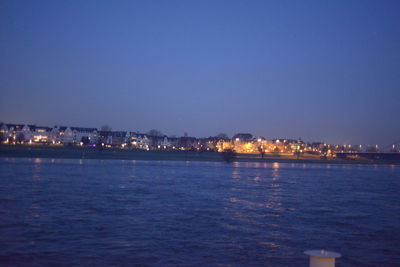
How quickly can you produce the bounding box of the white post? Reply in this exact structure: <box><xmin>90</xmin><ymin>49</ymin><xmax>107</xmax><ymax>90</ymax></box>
<box><xmin>304</xmin><ymin>250</ymin><xmax>341</xmax><ymax>267</ymax></box>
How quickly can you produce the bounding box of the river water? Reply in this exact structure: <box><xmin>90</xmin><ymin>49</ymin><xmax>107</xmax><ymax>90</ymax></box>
<box><xmin>0</xmin><ymin>158</ymin><xmax>399</xmax><ymax>266</ymax></box>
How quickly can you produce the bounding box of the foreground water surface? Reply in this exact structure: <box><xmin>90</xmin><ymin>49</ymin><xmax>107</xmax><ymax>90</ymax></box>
<box><xmin>0</xmin><ymin>158</ymin><xmax>399</xmax><ymax>266</ymax></box>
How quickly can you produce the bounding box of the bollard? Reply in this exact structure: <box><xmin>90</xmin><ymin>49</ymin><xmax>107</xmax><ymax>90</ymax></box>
<box><xmin>304</xmin><ymin>250</ymin><xmax>341</xmax><ymax>267</ymax></box>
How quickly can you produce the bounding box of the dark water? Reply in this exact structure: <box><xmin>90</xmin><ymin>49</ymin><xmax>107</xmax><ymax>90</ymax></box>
<box><xmin>0</xmin><ymin>158</ymin><xmax>399</xmax><ymax>266</ymax></box>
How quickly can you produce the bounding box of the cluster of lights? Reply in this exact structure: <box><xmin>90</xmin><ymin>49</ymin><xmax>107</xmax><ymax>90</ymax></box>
<box><xmin>1</xmin><ymin>125</ymin><xmax>398</xmax><ymax>155</ymax></box>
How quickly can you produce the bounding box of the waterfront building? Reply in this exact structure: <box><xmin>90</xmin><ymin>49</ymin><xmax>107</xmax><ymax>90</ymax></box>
<box><xmin>32</xmin><ymin>126</ymin><xmax>52</xmax><ymax>143</ymax></box>
<box><xmin>157</xmin><ymin>136</ymin><xmax>174</xmax><ymax>149</ymax></box>
<box><xmin>6</xmin><ymin>124</ymin><xmax>52</xmax><ymax>143</ymax></box>
<box><xmin>178</xmin><ymin>136</ymin><xmax>197</xmax><ymax>150</ymax></box>
<box><xmin>71</xmin><ymin>127</ymin><xmax>98</xmax><ymax>144</ymax></box>
<box><xmin>5</xmin><ymin>124</ymin><xmax>24</xmax><ymax>142</ymax></box>
<box><xmin>135</xmin><ymin>134</ymin><xmax>151</xmax><ymax>149</ymax></box>
<box><xmin>98</xmin><ymin>131</ymin><xmax>113</xmax><ymax>145</ymax></box>
<box><xmin>49</xmin><ymin>126</ymin><xmax>61</xmax><ymax>143</ymax></box>
<box><xmin>60</xmin><ymin>127</ymin><xmax>74</xmax><ymax>143</ymax></box>
<box><xmin>110</xmin><ymin>131</ymin><xmax>129</xmax><ymax>146</ymax></box>
<box><xmin>128</xmin><ymin>132</ymin><xmax>138</xmax><ymax>146</ymax></box>
<box><xmin>167</xmin><ymin>137</ymin><xmax>179</xmax><ymax>149</ymax></box>
<box><xmin>0</xmin><ymin>124</ymin><xmax>9</xmax><ymax>142</ymax></box>
<box><xmin>20</xmin><ymin>125</ymin><xmax>32</xmax><ymax>142</ymax></box>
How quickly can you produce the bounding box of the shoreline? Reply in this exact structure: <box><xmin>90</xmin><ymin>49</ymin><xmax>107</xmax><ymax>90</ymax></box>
<box><xmin>1</xmin><ymin>145</ymin><xmax>399</xmax><ymax>165</ymax></box>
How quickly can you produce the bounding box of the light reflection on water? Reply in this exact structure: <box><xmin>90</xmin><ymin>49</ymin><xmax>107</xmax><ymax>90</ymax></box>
<box><xmin>0</xmin><ymin>158</ymin><xmax>399</xmax><ymax>266</ymax></box>
<box><xmin>227</xmin><ymin>159</ymin><xmax>285</xmax><ymax>255</ymax></box>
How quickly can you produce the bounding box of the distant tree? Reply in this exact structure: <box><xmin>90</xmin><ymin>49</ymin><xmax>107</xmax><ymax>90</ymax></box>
<box><xmin>233</xmin><ymin>133</ymin><xmax>253</xmax><ymax>141</ymax></box>
<box><xmin>216</xmin><ymin>133</ymin><xmax>229</xmax><ymax>140</ymax></box>
<box><xmin>101</xmin><ymin>125</ymin><xmax>112</xmax><ymax>132</ymax></box>
<box><xmin>81</xmin><ymin>136</ymin><xmax>90</xmax><ymax>146</ymax></box>
<box><xmin>16</xmin><ymin>133</ymin><xmax>25</xmax><ymax>143</ymax></box>
<box><xmin>147</xmin><ymin>129</ymin><xmax>163</xmax><ymax>137</ymax></box>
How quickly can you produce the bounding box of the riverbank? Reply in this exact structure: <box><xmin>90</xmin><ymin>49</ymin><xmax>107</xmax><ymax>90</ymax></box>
<box><xmin>0</xmin><ymin>145</ymin><xmax>400</xmax><ymax>165</ymax></box>
<box><xmin>0</xmin><ymin>145</ymin><xmax>398</xmax><ymax>165</ymax></box>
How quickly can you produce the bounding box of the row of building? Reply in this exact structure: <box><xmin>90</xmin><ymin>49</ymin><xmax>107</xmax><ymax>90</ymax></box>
<box><xmin>0</xmin><ymin>123</ymin><xmax>366</xmax><ymax>155</ymax></box>
<box><xmin>0</xmin><ymin>123</ymin><xmax>202</xmax><ymax>150</ymax></box>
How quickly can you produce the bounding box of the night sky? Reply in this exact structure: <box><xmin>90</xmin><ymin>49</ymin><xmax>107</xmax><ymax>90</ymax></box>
<box><xmin>1</xmin><ymin>0</ymin><xmax>399</xmax><ymax>146</ymax></box>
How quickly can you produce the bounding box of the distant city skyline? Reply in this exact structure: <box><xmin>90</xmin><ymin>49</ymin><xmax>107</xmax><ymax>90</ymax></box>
<box><xmin>1</xmin><ymin>1</ymin><xmax>399</xmax><ymax>146</ymax></box>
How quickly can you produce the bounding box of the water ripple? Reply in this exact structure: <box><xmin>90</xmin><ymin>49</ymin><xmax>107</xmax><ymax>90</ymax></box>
<box><xmin>0</xmin><ymin>158</ymin><xmax>399</xmax><ymax>266</ymax></box>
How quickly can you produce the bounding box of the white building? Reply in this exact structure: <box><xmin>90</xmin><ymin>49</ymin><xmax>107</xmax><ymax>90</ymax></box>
<box><xmin>71</xmin><ymin>127</ymin><xmax>98</xmax><ymax>144</ymax></box>
<box><xmin>61</xmin><ymin>127</ymin><xmax>74</xmax><ymax>143</ymax></box>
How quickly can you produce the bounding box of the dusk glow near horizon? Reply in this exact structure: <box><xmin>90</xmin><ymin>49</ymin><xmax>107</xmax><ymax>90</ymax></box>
<box><xmin>1</xmin><ymin>0</ymin><xmax>399</xmax><ymax>146</ymax></box>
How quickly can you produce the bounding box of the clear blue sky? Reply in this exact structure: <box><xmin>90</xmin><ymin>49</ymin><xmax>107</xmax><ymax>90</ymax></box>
<box><xmin>1</xmin><ymin>0</ymin><xmax>399</xmax><ymax>146</ymax></box>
